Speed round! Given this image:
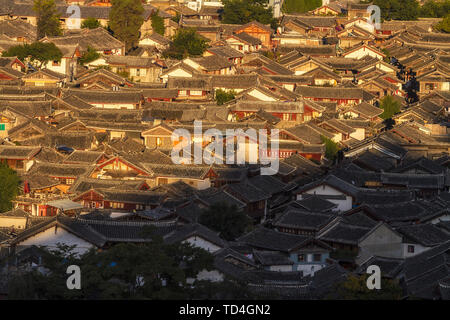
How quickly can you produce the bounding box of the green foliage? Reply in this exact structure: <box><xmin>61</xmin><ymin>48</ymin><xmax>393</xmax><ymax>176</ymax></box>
<box><xmin>222</xmin><ymin>0</ymin><xmax>278</xmax><ymax>29</ymax></box>
<box><xmin>78</xmin><ymin>46</ymin><xmax>100</xmax><ymax>65</ymax></box>
<box><xmin>420</xmin><ymin>0</ymin><xmax>450</xmax><ymax>18</ymax></box>
<box><xmin>2</xmin><ymin>42</ymin><xmax>62</xmax><ymax>68</ymax></box>
<box><xmin>262</xmin><ymin>50</ymin><xmax>280</xmax><ymax>61</ymax></box>
<box><xmin>109</xmin><ymin>0</ymin><xmax>144</xmax><ymax>51</ymax></box>
<box><xmin>151</xmin><ymin>10</ymin><xmax>165</xmax><ymax>35</ymax></box>
<box><xmin>373</xmin><ymin>0</ymin><xmax>420</xmax><ymax>21</ymax></box>
<box><xmin>282</xmin><ymin>0</ymin><xmax>322</xmax><ymax>14</ymax></box>
<box><xmin>435</xmin><ymin>14</ymin><xmax>450</xmax><ymax>33</ymax></box>
<box><xmin>0</xmin><ymin>162</ymin><xmax>20</xmax><ymax>213</ymax></box>
<box><xmin>321</xmin><ymin>135</ymin><xmax>340</xmax><ymax>162</ymax></box>
<box><xmin>33</xmin><ymin>0</ymin><xmax>62</xmax><ymax>39</ymax></box>
<box><xmin>171</xmin><ymin>12</ymin><xmax>181</xmax><ymax>24</ymax></box>
<box><xmin>163</xmin><ymin>28</ymin><xmax>209</xmax><ymax>60</ymax></box>
<box><xmin>81</xmin><ymin>17</ymin><xmax>101</xmax><ymax>29</ymax></box>
<box><xmin>199</xmin><ymin>203</ymin><xmax>253</xmax><ymax>241</ymax></box>
<box><xmin>215</xmin><ymin>89</ymin><xmax>236</xmax><ymax>105</ymax></box>
<box><xmin>326</xmin><ymin>274</ymin><xmax>403</xmax><ymax>300</ymax></box>
<box><xmin>382</xmin><ymin>48</ymin><xmax>391</xmax><ymax>63</ymax></box>
<box><xmin>8</xmin><ymin>239</ymin><xmax>215</xmax><ymax>299</ymax></box>
<box><xmin>116</xmin><ymin>70</ymin><xmax>130</xmax><ymax>79</ymax></box>
<box><xmin>379</xmin><ymin>95</ymin><xmax>401</xmax><ymax>120</ymax></box>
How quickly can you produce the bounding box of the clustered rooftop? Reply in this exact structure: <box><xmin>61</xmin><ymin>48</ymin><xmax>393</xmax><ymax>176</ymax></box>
<box><xmin>0</xmin><ymin>0</ymin><xmax>449</xmax><ymax>300</ymax></box>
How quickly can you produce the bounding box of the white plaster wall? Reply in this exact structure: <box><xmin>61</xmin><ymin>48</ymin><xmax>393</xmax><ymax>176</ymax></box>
<box><xmin>18</xmin><ymin>226</ymin><xmax>95</xmax><ymax>255</ymax></box>
<box><xmin>402</xmin><ymin>243</ymin><xmax>429</xmax><ymax>258</ymax></box>
<box><xmin>299</xmin><ymin>185</ymin><xmax>353</xmax><ymax>212</ymax></box>
<box><xmin>183</xmin><ymin>235</ymin><xmax>221</xmax><ymax>253</ymax></box>
<box><xmin>350</xmin><ymin>128</ymin><xmax>365</xmax><ymax>141</ymax></box>
<box><xmin>269</xmin><ymin>265</ymin><xmax>293</xmax><ymax>272</ymax></box>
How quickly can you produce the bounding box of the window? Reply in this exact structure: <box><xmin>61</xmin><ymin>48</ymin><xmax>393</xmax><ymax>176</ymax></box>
<box><xmin>298</xmin><ymin>254</ymin><xmax>305</xmax><ymax>262</ymax></box>
<box><xmin>15</xmin><ymin>160</ymin><xmax>24</xmax><ymax>169</ymax></box>
<box><xmin>190</xmin><ymin>90</ymin><xmax>203</xmax><ymax>96</ymax></box>
<box><xmin>407</xmin><ymin>245</ymin><xmax>415</xmax><ymax>253</ymax></box>
<box><xmin>52</xmin><ymin>60</ymin><xmax>61</xmax><ymax>66</ymax></box>
<box><xmin>66</xmin><ymin>178</ymin><xmax>75</xmax><ymax>185</ymax></box>
<box><xmin>156</xmin><ymin>137</ymin><xmax>162</xmax><ymax>147</ymax></box>
<box><xmin>136</xmin><ymin>69</ymin><xmax>140</xmax><ymax>76</ymax></box>
<box><xmin>179</xmin><ymin>90</ymin><xmax>187</xmax><ymax>96</ymax></box>
<box><xmin>313</xmin><ymin>254</ymin><xmax>321</xmax><ymax>262</ymax></box>
<box><xmin>0</xmin><ymin>123</ymin><xmax>5</xmax><ymax>131</ymax></box>
<box><xmin>425</xmin><ymin>83</ymin><xmax>435</xmax><ymax>90</ymax></box>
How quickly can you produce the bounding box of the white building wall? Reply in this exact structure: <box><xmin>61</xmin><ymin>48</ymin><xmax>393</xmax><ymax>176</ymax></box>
<box><xmin>45</xmin><ymin>58</ymin><xmax>67</xmax><ymax>75</ymax></box>
<box><xmin>402</xmin><ymin>243</ymin><xmax>429</xmax><ymax>258</ymax></box>
<box><xmin>184</xmin><ymin>235</ymin><xmax>221</xmax><ymax>253</ymax></box>
<box><xmin>18</xmin><ymin>226</ymin><xmax>95</xmax><ymax>255</ymax></box>
<box><xmin>350</xmin><ymin>128</ymin><xmax>365</xmax><ymax>141</ymax></box>
<box><xmin>297</xmin><ymin>263</ymin><xmax>325</xmax><ymax>276</ymax></box>
<box><xmin>298</xmin><ymin>185</ymin><xmax>353</xmax><ymax>212</ymax></box>
<box><xmin>269</xmin><ymin>265</ymin><xmax>293</xmax><ymax>272</ymax></box>
<box><xmin>91</xmin><ymin>103</ymin><xmax>136</xmax><ymax>109</ymax></box>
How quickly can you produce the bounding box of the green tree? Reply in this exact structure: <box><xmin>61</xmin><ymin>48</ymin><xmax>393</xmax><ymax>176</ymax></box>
<box><xmin>2</xmin><ymin>42</ymin><xmax>62</xmax><ymax>69</ymax></box>
<box><xmin>151</xmin><ymin>10</ymin><xmax>165</xmax><ymax>35</ymax></box>
<box><xmin>222</xmin><ymin>0</ymin><xmax>278</xmax><ymax>29</ymax></box>
<box><xmin>420</xmin><ymin>0</ymin><xmax>450</xmax><ymax>18</ymax></box>
<box><xmin>379</xmin><ymin>95</ymin><xmax>401</xmax><ymax>120</ymax></box>
<box><xmin>321</xmin><ymin>135</ymin><xmax>340</xmax><ymax>162</ymax></box>
<box><xmin>215</xmin><ymin>89</ymin><xmax>236</xmax><ymax>105</ymax></box>
<box><xmin>435</xmin><ymin>14</ymin><xmax>450</xmax><ymax>33</ymax></box>
<box><xmin>171</xmin><ymin>12</ymin><xmax>181</xmax><ymax>24</ymax></box>
<box><xmin>33</xmin><ymin>0</ymin><xmax>62</xmax><ymax>39</ymax></box>
<box><xmin>373</xmin><ymin>0</ymin><xmax>420</xmax><ymax>21</ymax></box>
<box><xmin>0</xmin><ymin>162</ymin><xmax>20</xmax><ymax>213</ymax></box>
<box><xmin>326</xmin><ymin>274</ymin><xmax>403</xmax><ymax>300</ymax></box>
<box><xmin>8</xmin><ymin>236</ymin><xmax>215</xmax><ymax>299</ymax></box>
<box><xmin>109</xmin><ymin>0</ymin><xmax>144</xmax><ymax>51</ymax></box>
<box><xmin>78</xmin><ymin>46</ymin><xmax>100</xmax><ymax>65</ymax></box>
<box><xmin>199</xmin><ymin>203</ymin><xmax>252</xmax><ymax>241</ymax></box>
<box><xmin>163</xmin><ymin>28</ymin><xmax>209</xmax><ymax>60</ymax></box>
<box><xmin>81</xmin><ymin>17</ymin><xmax>101</xmax><ymax>29</ymax></box>
<box><xmin>282</xmin><ymin>0</ymin><xmax>322</xmax><ymax>14</ymax></box>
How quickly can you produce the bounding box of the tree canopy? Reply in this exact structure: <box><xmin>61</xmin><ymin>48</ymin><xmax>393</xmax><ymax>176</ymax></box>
<box><xmin>109</xmin><ymin>0</ymin><xmax>144</xmax><ymax>51</ymax></box>
<box><xmin>379</xmin><ymin>95</ymin><xmax>401</xmax><ymax>120</ymax></box>
<box><xmin>163</xmin><ymin>28</ymin><xmax>209</xmax><ymax>60</ymax></box>
<box><xmin>33</xmin><ymin>0</ymin><xmax>62</xmax><ymax>39</ymax></box>
<box><xmin>78</xmin><ymin>46</ymin><xmax>100</xmax><ymax>65</ymax></box>
<box><xmin>81</xmin><ymin>17</ymin><xmax>101</xmax><ymax>29</ymax></box>
<box><xmin>420</xmin><ymin>0</ymin><xmax>450</xmax><ymax>18</ymax></box>
<box><xmin>222</xmin><ymin>0</ymin><xmax>278</xmax><ymax>29</ymax></box>
<box><xmin>282</xmin><ymin>0</ymin><xmax>322</xmax><ymax>14</ymax></box>
<box><xmin>7</xmin><ymin>231</ymin><xmax>216</xmax><ymax>299</ymax></box>
<box><xmin>2</xmin><ymin>42</ymin><xmax>62</xmax><ymax>69</ymax></box>
<box><xmin>151</xmin><ymin>10</ymin><xmax>165</xmax><ymax>35</ymax></box>
<box><xmin>435</xmin><ymin>14</ymin><xmax>450</xmax><ymax>33</ymax></box>
<box><xmin>321</xmin><ymin>135</ymin><xmax>340</xmax><ymax>162</ymax></box>
<box><xmin>215</xmin><ymin>89</ymin><xmax>236</xmax><ymax>105</ymax></box>
<box><xmin>0</xmin><ymin>162</ymin><xmax>20</xmax><ymax>213</ymax></box>
<box><xmin>373</xmin><ymin>0</ymin><xmax>420</xmax><ymax>21</ymax></box>
<box><xmin>199</xmin><ymin>203</ymin><xmax>253</xmax><ymax>241</ymax></box>
<box><xmin>326</xmin><ymin>274</ymin><xmax>403</xmax><ymax>300</ymax></box>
